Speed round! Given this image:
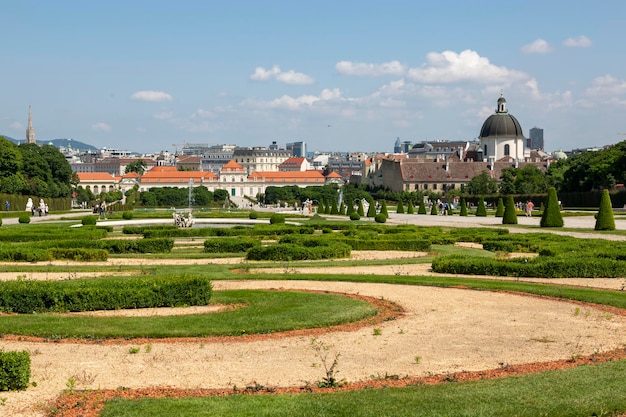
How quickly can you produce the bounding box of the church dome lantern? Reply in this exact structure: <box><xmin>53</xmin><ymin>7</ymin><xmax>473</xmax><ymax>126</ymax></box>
<box><xmin>478</xmin><ymin>93</ymin><xmax>526</xmax><ymax>161</ymax></box>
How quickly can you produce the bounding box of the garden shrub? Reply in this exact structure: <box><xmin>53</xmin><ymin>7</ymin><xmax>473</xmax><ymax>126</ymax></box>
<box><xmin>374</xmin><ymin>213</ymin><xmax>387</xmax><ymax>223</ymax></box>
<box><xmin>475</xmin><ymin>197</ymin><xmax>487</xmax><ymax>216</ymax></box>
<box><xmin>396</xmin><ymin>200</ymin><xmax>405</xmax><ymax>214</ymax></box>
<box><xmin>349</xmin><ymin>212</ymin><xmax>360</xmax><ymax>221</ymax></box>
<box><xmin>135</xmin><ymin>238</ymin><xmax>175</xmax><ymax>253</ymax></box>
<box><xmin>366</xmin><ymin>200</ymin><xmax>376</xmax><ymax>217</ymax></box>
<box><xmin>540</xmin><ymin>187</ymin><xmax>563</xmax><ymax>228</ymax></box>
<box><xmin>459</xmin><ymin>198</ymin><xmax>468</xmax><ymax>216</ymax></box>
<box><xmin>47</xmin><ymin>248</ymin><xmax>108</xmax><ymax>261</ymax></box>
<box><xmin>269</xmin><ymin>213</ymin><xmax>286</xmax><ymax>224</ymax></box>
<box><xmin>406</xmin><ymin>200</ymin><xmax>414</xmax><ymax>214</ymax></box>
<box><xmin>0</xmin><ymin>217</ymin><xmax>2</xmax><ymax>226</ymax></box>
<box><xmin>357</xmin><ymin>200</ymin><xmax>365</xmax><ymax>216</ymax></box>
<box><xmin>495</xmin><ymin>198</ymin><xmax>504</xmax><ymax>217</ymax></box>
<box><xmin>430</xmin><ymin>202</ymin><xmax>438</xmax><ymax>215</ymax></box>
<box><xmin>0</xmin><ymin>350</ymin><xmax>30</xmax><ymax>391</ymax></box>
<box><xmin>417</xmin><ymin>199</ymin><xmax>427</xmax><ymax>214</ymax></box>
<box><xmin>502</xmin><ymin>195</ymin><xmax>517</xmax><ymax>224</ymax></box>
<box><xmin>122</xmin><ymin>211</ymin><xmax>134</xmax><ymax>220</ymax></box>
<box><xmin>246</xmin><ymin>242</ymin><xmax>351</xmax><ymax>261</ymax></box>
<box><xmin>0</xmin><ymin>275</ymin><xmax>212</xmax><ymax>313</ymax></box>
<box><xmin>0</xmin><ymin>246</ymin><xmax>51</xmax><ymax>262</ymax></box>
<box><xmin>249</xmin><ymin>211</ymin><xmax>259</xmax><ymax>219</ymax></box>
<box><xmin>595</xmin><ymin>189</ymin><xmax>615</xmax><ymax>231</ymax></box>
<box><xmin>380</xmin><ymin>200</ymin><xmax>389</xmax><ymax>217</ymax></box>
<box><xmin>81</xmin><ymin>215</ymin><xmax>97</xmax><ymax>226</ymax></box>
<box><xmin>18</xmin><ymin>215</ymin><xmax>30</xmax><ymax>224</ymax></box>
<box><xmin>203</xmin><ymin>237</ymin><xmax>261</xmax><ymax>253</ymax></box>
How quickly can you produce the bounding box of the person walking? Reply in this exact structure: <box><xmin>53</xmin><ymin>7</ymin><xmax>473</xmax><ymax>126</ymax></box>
<box><xmin>525</xmin><ymin>200</ymin><xmax>534</xmax><ymax>217</ymax></box>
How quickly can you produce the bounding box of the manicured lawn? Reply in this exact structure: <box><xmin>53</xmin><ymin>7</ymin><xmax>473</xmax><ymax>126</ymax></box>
<box><xmin>100</xmin><ymin>359</ymin><xmax>626</xmax><ymax>417</ymax></box>
<box><xmin>0</xmin><ymin>290</ymin><xmax>376</xmax><ymax>339</ymax></box>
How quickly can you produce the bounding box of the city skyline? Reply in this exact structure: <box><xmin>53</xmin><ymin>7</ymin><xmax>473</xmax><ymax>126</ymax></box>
<box><xmin>2</xmin><ymin>1</ymin><xmax>626</xmax><ymax>154</ymax></box>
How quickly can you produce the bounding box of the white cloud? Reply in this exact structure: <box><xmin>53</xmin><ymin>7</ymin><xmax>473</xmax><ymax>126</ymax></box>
<box><xmin>9</xmin><ymin>121</ymin><xmax>23</xmax><ymax>131</ymax></box>
<box><xmin>335</xmin><ymin>60</ymin><xmax>406</xmax><ymax>76</ymax></box>
<box><xmin>521</xmin><ymin>39</ymin><xmax>552</xmax><ymax>54</ymax></box>
<box><xmin>563</xmin><ymin>35</ymin><xmax>592</xmax><ymax>48</ymax></box>
<box><xmin>244</xmin><ymin>88</ymin><xmax>343</xmax><ymax>110</ymax></box>
<box><xmin>249</xmin><ymin>65</ymin><xmax>314</xmax><ymax>85</ymax></box>
<box><xmin>91</xmin><ymin>122</ymin><xmax>111</xmax><ymax>132</ymax></box>
<box><xmin>584</xmin><ymin>74</ymin><xmax>626</xmax><ymax>97</ymax></box>
<box><xmin>131</xmin><ymin>90</ymin><xmax>173</xmax><ymax>102</ymax></box>
<box><xmin>406</xmin><ymin>49</ymin><xmax>528</xmax><ymax>84</ymax></box>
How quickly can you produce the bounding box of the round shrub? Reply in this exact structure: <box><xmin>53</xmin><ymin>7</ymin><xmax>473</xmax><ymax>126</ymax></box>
<box><xmin>349</xmin><ymin>212</ymin><xmax>360</xmax><ymax>221</ymax></box>
<box><xmin>122</xmin><ymin>211</ymin><xmax>134</xmax><ymax>220</ymax></box>
<box><xmin>18</xmin><ymin>215</ymin><xmax>30</xmax><ymax>224</ymax></box>
<box><xmin>81</xmin><ymin>215</ymin><xmax>98</xmax><ymax>226</ymax></box>
<box><xmin>249</xmin><ymin>211</ymin><xmax>259</xmax><ymax>219</ymax></box>
<box><xmin>374</xmin><ymin>213</ymin><xmax>387</xmax><ymax>223</ymax></box>
<box><xmin>269</xmin><ymin>213</ymin><xmax>285</xmax><ymax>224</ymax></box>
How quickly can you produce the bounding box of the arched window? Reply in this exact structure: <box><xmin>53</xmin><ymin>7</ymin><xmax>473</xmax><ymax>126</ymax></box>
<box><xmin>504</xmin><ymin>144</ymin><xmax>510</xmax><ymax>156</ymax></box>
<box><xmin>484</xmin><ymin>144</ymin><xmax>488</xmax><ymax>155</ymax></box>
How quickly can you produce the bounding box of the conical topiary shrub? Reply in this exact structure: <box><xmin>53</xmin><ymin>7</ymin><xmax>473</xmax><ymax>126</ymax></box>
<box><xmin>346</xmin><ymin>201</ymin><xmax>354</xmax><ymax>215</ymax></box>
<box><xmin>595</xmin><ymin>189</ymin><xmax>615</xmax><ymax>230</ymax></box>
<box><xmin>367</xmin><ymin>199</ymin><xmax>376</xmax><ymax>217</ymax></box>
<box><xmin>430</xmin><ymin>202</ymin><xmax>438</xmax><ymax>215</ymax></box>
<box><xmin>459</xmin><ymin>198</ymin><xmax>468</xmax><ymax>216</ymax></box>
<box><xmin>407</xmin><ymin>200</ymin><xmax>415</xmax><ymax>214</ymax></box>
<box><xmin>325</xmin><ymin>200</ymin><xmax>332</xmax><ymax>214</ymax></box>
<box><xmin>475</xmin><ymin>196</ymin><xmax>487</xmax><ymax>217</ymax></box>
<box><xmin>502</xmin><ymin>195</ymin><xmax>517</xmax><ymax>224</ymax></box>
<box><xmin>380</xmin><ymin>200</ymin><xmax>389</xmax><ymax>217</ymax></box>
<box><xmin>495</xmin><ymin>197</ymin><xmax>505</xmax><ymax>217</ymax></box>
<box><xmin>330</xmin><ymin>199</ymin><xmax>339</xmax><ymax>215</ymax></box>
<box><xmin>540</xmin><ymin>187</ymin><xmax>564</xmax><ymax>227</ymax></box>
<box><xmin>339</xmin><ymin>202</ymin><xmax>346</xmax><ymax>216</ymax></box>
<box><xmin>417</xmin><ymin>199</ymin><xmax>427</xmax><ymax>214</ymax></box>
<box><xmin>396</xmin><ymin>199</ymin><xmax>405</xmax><ymax>214</ymax></box>
<box><xmin>357</xmin><ymin>199</ymin><xmax>365</xmax><ymax>216</ymax></box>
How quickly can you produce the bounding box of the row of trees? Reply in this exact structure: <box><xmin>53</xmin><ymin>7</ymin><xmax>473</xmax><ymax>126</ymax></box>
<box><xmin>0</xmin><ymin>137</ymin><xmax>75</xmax><ymax>198</ymax></box>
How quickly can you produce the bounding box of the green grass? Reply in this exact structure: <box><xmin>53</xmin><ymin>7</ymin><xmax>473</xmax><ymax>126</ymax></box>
<box><xmin>100</xmin><ymin>359</ymin><xmax>626</xmax><ymax>416</ymax></box>
<box><xmin>0</xmin><ymin>290</ymin><xmax>376</xmax><ymax>339</ymax></box>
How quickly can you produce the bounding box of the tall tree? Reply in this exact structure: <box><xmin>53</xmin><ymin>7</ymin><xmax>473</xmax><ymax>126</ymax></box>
<box><xmin>467</xmin><ymin>171</ymin><xmax>498</xmax><ymax>195</ymax></box>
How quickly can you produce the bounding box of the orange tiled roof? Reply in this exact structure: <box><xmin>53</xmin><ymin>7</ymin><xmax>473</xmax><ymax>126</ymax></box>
<box><xmin>325</xmin><ymin>171</ymin><xmax>342</xmax><ymax>178</ymax></box>
<box><xmin>248</xmin><ymin>170</ymin><xmax>324</xmax><ymax>183</ymax></box>
<box><xmin>141</xmin><ymin>168</ymin><xmax>217</xmax><ymax>183</ymax></box>
<box><xmin>77</xmin><ymin>172</ymin><xmax>117</xmax><ymax>181</ymax></box>
<box><xmin>221</xmin><ymin>160</ymin><xmax>245</xmax><ymax>171</ymax></box>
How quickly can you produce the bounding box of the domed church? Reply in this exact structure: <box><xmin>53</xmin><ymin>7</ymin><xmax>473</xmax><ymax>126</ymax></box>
<box><xmin>478</xmin><ymin>93</ymin><xmax>526</xmax><ymax>162</ymax></box>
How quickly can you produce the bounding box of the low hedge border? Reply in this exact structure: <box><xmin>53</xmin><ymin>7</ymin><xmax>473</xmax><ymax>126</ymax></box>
<box><xmin>246</xmin><ymin>242</ymin><xmax>351</xmax><ymax>261</ymax></box>
<box><xmin>203</xmin><ymin>237</ymin><xmax>262</xmax><ymax>253</ymax></box>
<box><xmin>0</xmin><ymin>275</ymin><xmax>212</xmax><ymax>313</ymax></box>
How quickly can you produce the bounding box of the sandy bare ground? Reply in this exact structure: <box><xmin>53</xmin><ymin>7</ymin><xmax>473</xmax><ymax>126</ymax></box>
<box><xmin>1</xmin><ymin>251</ymin><xmax>626</xmax><ymax>416</ymax></box>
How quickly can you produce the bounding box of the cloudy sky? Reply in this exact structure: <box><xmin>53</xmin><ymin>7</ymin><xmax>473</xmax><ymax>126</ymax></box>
<box><xmin>2</xmin><ymin>1</ymin><xmax>625</xmax><ymax>154</ymax></box>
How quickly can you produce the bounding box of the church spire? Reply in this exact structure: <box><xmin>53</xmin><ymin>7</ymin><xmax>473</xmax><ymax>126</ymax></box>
<box><xmin>26</xmin><ymin>105</ymin><xmax>36</xmax><ymax>144</ymax></box>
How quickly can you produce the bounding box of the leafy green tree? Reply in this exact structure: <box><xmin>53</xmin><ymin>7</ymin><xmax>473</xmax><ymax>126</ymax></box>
<box><xmin>502</xmin><ymin>195</ymin><xmax>517</xmax><ymax>224</ymax></box>
<box><xmin>214</xmin><ymin>189</ymin><xmax>229</xmax><ymax>202</ymax></box>
<box><xmin>495</xmin><ymin>197</ymin><xmax>504</xmax><ymax>217</ymax></box>
<box><xmin>125</xmin><ymin>159</ymin><xmax>148</xmax><ymax>175</ymax></box>
<box><xmin>193</xmin><ymin>186</ymin><xmax>213</xmax><ymax>206</ymax></box>
<box><xmin>459</xmin><ymin>198</ymin><xmax>468</xmax><ymax>216</ymax></box>
<box><xmin>467</xmin><ymin>171</ymin><xmax>498</xmax><ymax>195</ymax></box>
<box><xmin>476</xmin><ymin>196</ymin><xmax>487</xmax><ymax>216</ymax></box>
<box><xmin>595</xmin><ymin>189</ymin><xmax>615</xmax><ymax>230</ymax></box>
<box><xmin>0</xmin><ymin>137</ymin><xmax>22</xmax><ymax>178</ymax></box>
<box><xmin>396</xmin><ymin>199</ymin><xmax>405</xmax><ymax>214</ymax></box>
<box><xmin>540</xmin><ymin>187</ymin><xmax>564</xmax><ymax>227</ymax></box>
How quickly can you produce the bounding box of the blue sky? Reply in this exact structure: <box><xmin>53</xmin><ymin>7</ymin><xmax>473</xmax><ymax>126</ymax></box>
<box><xmin>2</xmin><ymin>1</ymin><xmax>626</xmax><ymax>154</ymax></box>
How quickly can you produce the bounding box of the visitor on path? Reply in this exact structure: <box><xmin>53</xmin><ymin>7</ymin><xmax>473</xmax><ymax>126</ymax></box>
<box><xmin>99</xmin><ymin>201</ymin><xmax>107</xmax><ymax>219</ymax></box>
<box><xmin>525</xmin><ymin>200</ymin><xmax>534</xmax><ymax>217</ymax></box>
<box><xmin>4</xmin><ymin>201</ymin><xmax>8</xmax><ymax>211</ymax></box>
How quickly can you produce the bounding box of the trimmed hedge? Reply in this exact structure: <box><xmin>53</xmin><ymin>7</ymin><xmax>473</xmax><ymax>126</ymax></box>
<box><xmin>279</xmin><ymin>234</ymin><xmax>431</xmax><ymax>251</ymax></box>
<box><xmin>595</xmin><ymin>189</ymin><xmax>615</xmax><ymax>231</ymax></box>
<box><xmin>0</xmin><ymin>275</ymin><xmax>212</xmax><ymax>313</ymax></box>
<box><xmin>18</xmin><ymin>215</ymin><xmax>30</xmax><ymax>224</ymax></box>
<box><xmin>0</xmin><ymin>350</ymin><xmax>30</xmax><ymax>391</ymax></box>
<box><xmin>540</xmin><ymin>187</ymin><xmax>563</xmax><ymax>228</ymax></box>
<box><xmin>502</xmin><ymin>195</ymin><xmax>517</xmax><ymax>224</ymax></box>
<box><xmin>475</xmin><ymin>196</ymin><xmax>487</xmax><ymax>216</ymax></box>
<box><xmin>246</xmin><ymin>242</ymin><xmax>351</xmax><ymax>261</ymax></box>
<box><xmin>203</xmin><ymin>237</ymin><xmax>261</xmax><ymax>253</ymax></box>
<box><xmin>82</xmin><ymin>215</ymin><xmax>97</xmax><ymax>226</ymax></box>
<box><xmin>432</xmin><ymin>255</ymin><xmax>626</xmax><ymax>278</ymax></box>
<box><xmin>269</xmin><ymin>213</ymin><xmax>286</xmax><ymax>224</ymax></box>
<box><xmin>495</xmin><ymin>198</ymin><xmax>504</xmax><ymax>217</ymax></box>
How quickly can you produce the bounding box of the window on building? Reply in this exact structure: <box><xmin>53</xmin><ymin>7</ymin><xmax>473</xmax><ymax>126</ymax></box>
<box><xmin>504</xmin><ymin>144</ymin><xmax>510</xmax><ymax>156</ymax></box>
<box><xmin>484</xmin><ymin>144</ymin><xmax>488</xmax><ymax>155</ymax></box>
<box><xmin>433</xmin><ymin>184</ymin><xmax>437</xmax><ymax>190</ymax></box>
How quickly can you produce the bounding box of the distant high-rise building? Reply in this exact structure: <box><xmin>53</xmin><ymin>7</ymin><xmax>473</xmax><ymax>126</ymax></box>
<box><xmin>529</xmin><ymin>127</ymin><xmax>544</xmax><ymax>151</ymax></box>
<box><xmin>394</xmin><ymin>137</ymin><xmax>401</xmax><ymax>153</ymax></box>
<box><xmin>287</xmin><ymin>141</ymin><xmax>306</xmax><ymax>157</ymax></box>
<box><xmin>26</xmin><ymin>105</ymin><xmax>36</xmax><ymax>144</ymax></box>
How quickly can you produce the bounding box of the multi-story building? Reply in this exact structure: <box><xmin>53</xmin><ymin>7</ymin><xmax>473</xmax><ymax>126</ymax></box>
<box><xmin>200</xmin><ymin>145</ymin><xmax>236</xmax><ymax>174</ymax></box>
<box><xmin>529</xmin><ymin>127</ymin><xmax>544</xmax><ymax>151</ymax></box>
<box><xmin>232</xmin><ymin>146</ymin><xmax>292</xmax><ymax>175</ymax></box>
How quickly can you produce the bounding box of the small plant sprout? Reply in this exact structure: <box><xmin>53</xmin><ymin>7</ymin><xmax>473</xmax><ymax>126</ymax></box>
<box><xmin>414</xmin><ymin>356</ymin><xmax>421</xmax><ymax>364</ymax></box>
<box><xmin>65</xmin><ymin>377</ymin><xmax>76</xmax><ymax>393</ymax></box>
<box><xmin>373</xmin><ymin>328</ymin><xmax>382</xmax><ymax>336</ymax></box>
<box><xmin>128</xmin><ymin>347</ymin><xmax>140</xmax><ymax>354</ymax></box>
<box><xmin>144</xmin><ymin>344</ymin><xmax>152</xmax><ymax>353</ymax></box>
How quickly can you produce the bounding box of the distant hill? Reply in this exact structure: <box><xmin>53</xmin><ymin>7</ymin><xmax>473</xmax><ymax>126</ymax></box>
<box><xmin>1</xmin><ymin>135</ymin><xmax>99</xmax><ymax>152</ymax></box>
